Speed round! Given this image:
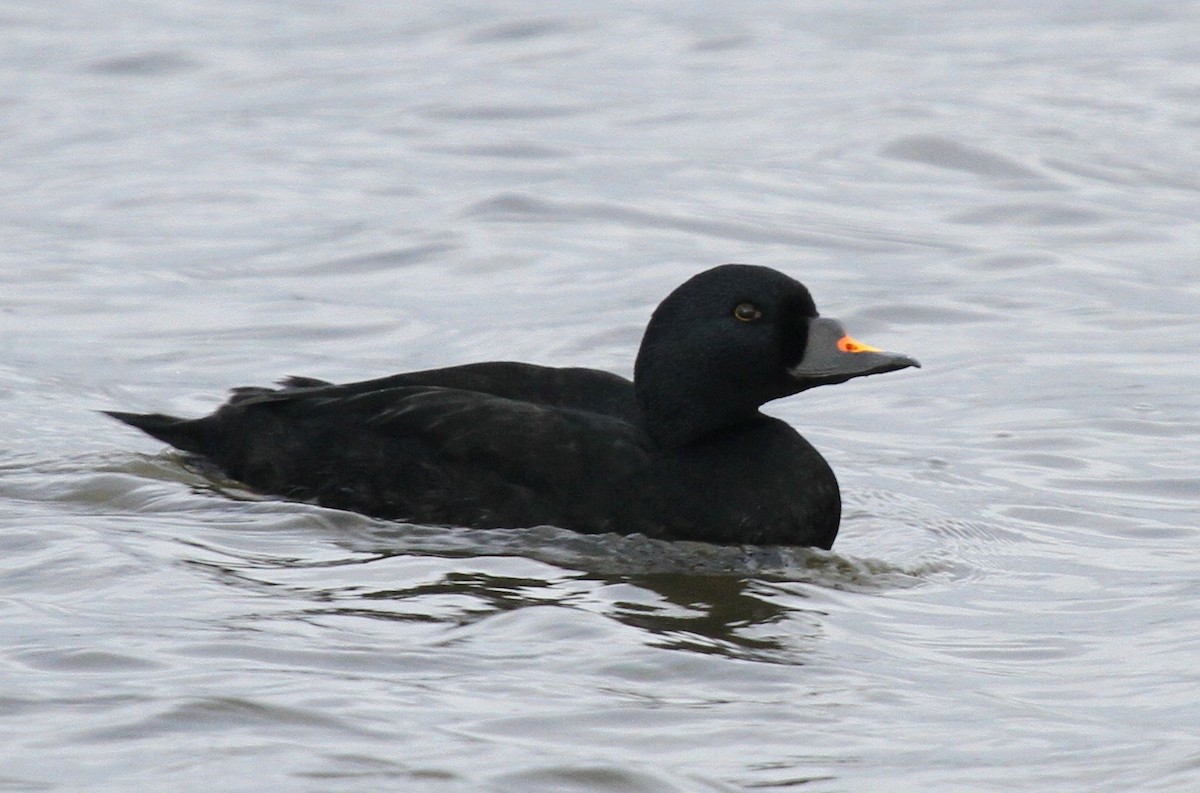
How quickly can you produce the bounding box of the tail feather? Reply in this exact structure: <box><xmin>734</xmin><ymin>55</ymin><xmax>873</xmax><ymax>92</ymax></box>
<box><xmin>102</xmin><ymin>410</ymin><xmax>210</xmax><ymax>455</ymax></box>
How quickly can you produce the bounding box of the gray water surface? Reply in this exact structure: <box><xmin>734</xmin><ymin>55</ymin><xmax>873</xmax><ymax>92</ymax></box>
<box><xmin>2</xmin><ymin>2</ymin><xmax>1199</xmax><ymax>791</ymax></box>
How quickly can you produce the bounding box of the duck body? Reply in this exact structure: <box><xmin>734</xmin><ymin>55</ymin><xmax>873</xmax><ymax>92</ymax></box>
<box><xmin>106</xmin><ymin>264</ymin><xmax>917</xmax><ymax>548</ymax></box>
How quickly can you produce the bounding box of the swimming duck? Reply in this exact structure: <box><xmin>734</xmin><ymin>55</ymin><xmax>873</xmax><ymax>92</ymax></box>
<box><xmin>105</xmin><ymin>264</ymin><xmax>918</xmax><ymax>547</ymax></box>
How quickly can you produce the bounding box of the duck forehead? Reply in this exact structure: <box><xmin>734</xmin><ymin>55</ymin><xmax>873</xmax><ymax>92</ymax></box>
<box><xmin>735</xmin><ymin>278</ymin><xmax>818</xmax><ymax>322</ymax></box>
<box><xmin>779</xmin><ymin>286</ymin><xmax>818</xmax><ymax>319</ymax></box>
<box><xmin>682</xmin><ymin>264</ymin><xmax>817</xmax><ymax>314</ymax></box>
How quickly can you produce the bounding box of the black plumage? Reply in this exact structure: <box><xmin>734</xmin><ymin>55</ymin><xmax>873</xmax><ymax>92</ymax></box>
<box><xmin>105</xmin><ymin>264</ymin><xmax>918</xmax><ymax>547</ymax></box>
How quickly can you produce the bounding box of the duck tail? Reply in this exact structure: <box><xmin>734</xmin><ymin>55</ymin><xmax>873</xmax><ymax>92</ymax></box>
<box><xmin>101</xmin><ymin>410</ymin><xmax>211</xmax><ymax>455</ymax></box>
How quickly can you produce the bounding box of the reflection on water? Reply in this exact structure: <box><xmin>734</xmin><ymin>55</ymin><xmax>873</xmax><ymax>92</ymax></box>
<box><xmin>160</xmin><ymin>460</ymin><xmax>938</xmax><ymax>667</ymax></box>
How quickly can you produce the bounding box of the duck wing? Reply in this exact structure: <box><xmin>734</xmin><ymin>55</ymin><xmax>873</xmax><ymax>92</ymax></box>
<box><xmin>157</xmin><ymin>383</ymin><xmax>653</xmax><ymax>531</ymax></box>
<box><xmin>233</xmin><ymin>362</ymin><xmax>638</xmax><ymax>421</ymax></box>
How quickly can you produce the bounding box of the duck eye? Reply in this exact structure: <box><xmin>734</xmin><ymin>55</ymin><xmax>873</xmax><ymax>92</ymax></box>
<box><xmin>733</xmin><ymin>302</ymin><xmax>762</xmax><ymax>322</ymax></box>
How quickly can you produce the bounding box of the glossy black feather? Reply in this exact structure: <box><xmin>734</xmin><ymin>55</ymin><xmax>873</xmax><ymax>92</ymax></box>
<box><xmin>104</xmin><ymin>264</ymin><xmax>919</xmax><ymax>547</ymax></box>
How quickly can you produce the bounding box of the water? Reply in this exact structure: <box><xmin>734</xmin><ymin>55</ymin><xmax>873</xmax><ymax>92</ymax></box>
<box><xmin>2</xmin><ymin>1</ymin><xmax>1198</xmax><ymax>790</ymax></box>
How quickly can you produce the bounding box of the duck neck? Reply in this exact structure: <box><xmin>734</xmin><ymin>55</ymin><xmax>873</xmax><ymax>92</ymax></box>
<box><xmin>633</xmin><ymin>367</ymin><xmax>760</xmax><ymax>449</ymax></box>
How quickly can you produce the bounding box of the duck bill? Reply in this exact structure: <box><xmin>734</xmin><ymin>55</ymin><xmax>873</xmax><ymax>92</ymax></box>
<box><xmin>788</xmin><ymin>317</ymin><xmax>920</xmax><ymax>388</ymax></box>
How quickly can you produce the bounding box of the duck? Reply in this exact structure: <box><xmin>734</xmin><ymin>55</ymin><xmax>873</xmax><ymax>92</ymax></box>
<box><xmin>104</xmin><ymin>264</ymin><xmax>918</xmax><ymax>548</ymax></box>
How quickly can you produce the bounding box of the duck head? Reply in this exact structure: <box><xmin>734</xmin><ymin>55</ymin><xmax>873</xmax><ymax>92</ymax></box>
<box><xmin>633</xmin><ymin>264</ymin><xmax>920</xmax><ymax>448</ymax></box>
